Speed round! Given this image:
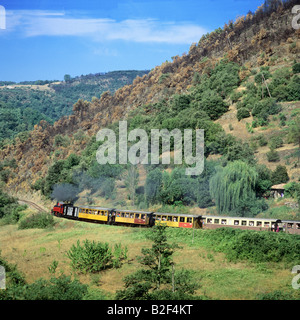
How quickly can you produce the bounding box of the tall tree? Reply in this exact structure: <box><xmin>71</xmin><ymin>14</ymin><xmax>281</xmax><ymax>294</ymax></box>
<box><xmin>209</xmin><ymin>160</ymin><xmax>258</xmax><ymax>214</ymax></box>
<box><xmin>115</xmin><ymin>224</ymin><xmax>200</xmax><ymax>300</ymax></box>
<box><xmin>124</xmin><ymin>165</ymin><xmax>139</xmax><ymax>205</ymax></box>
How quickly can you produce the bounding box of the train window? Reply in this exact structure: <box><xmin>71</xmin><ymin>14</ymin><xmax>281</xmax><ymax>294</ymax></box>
<box><xmin>79</xmin><ymin>208</ymin><xmax>84</xmax><ymax>213</ymax></box>
<box><xmin>130</xmin><ymin>213</ymin><xmax>134</xmax><ymax>219</ymax></box>
<box><xmin>168</xmin><ymin>216</ymin><xmax>173</xmax><ymax>221</ymax></box>
<box><xmin>287</xmin><ymin>223</ymin><xmax>293</xmax><ymax>229</ymax></box>
<box><xmin>135</xmin><ymin>213</ymin><xmax>140</xmax><ymax>219</ymax></box>
<box><xmin>207</xmin><ymin>218</ymin><xmax>212</xmax><ymax>223</ymax></box>
<box><xmin>141</xmin><ymin>214</ymin><xmax>146</xmax><ymax>220</ymax></box>
<box><xmin>116</xmin><ymin>212</ymin><xmax>120</xmax><ymax>217</ymax></box>
<box><xmin>162</xmin><ymin>216</ymin><xmax>167</xmax><ymax>221</ymax></box>
<box><xmin>156</xmin><ymin>215</ymin><xmax>161</xmax><ymax>221</ymax></box>
<box><xmin>221</xmin><ymin>219</ymin><xmax>227</xmax><ymax>225</ymax></box>
<box><xmin>120</xmin><ymin>212</ymin><xmax>124</xmax><ymax>217</ymax></box>
<box><xmin>242</xmin><ymin>221</ymin><xmax>247</xmax><ymax>226</ymax></box>
<box><xmin>125</xmin><ymin>212</ymin><xmax>129</xmax><ymax>218</ymax></box>
<box><xmin>187</xmin><ymin>217</ymin><xmax>192</xmax><ymax>223</ymax></box>
<box><xmin>264</xmin><ymin>222</ymin><xmax>270</xmax><ymax>227</ymax></box>
<box><xmin>297</xmin><ymin>224</ymin><xmax>300</xmax><ymax>229</ymax></box>
<box><xmin>234</xmin><ymin>220</ymin><xmax>239</xmax><ymax>225</ymax></box>
<box><xmin>257</xmin><ymin>221</ymin><xmax>262</xmax><ymax>227</ymax></box>
<box><xmin>173</xmin><ymin>217</ymin><xmax>178</xmax><ymax>222</ymax></box>
<box><xmin>180</xmin><ymin>217</ymin><xmax>185</xmax><ymax>223</ymax></box>
<box><xmin>214</xmin><ymin>219</ymin><xmax>219</xmax><ymax>224</ymax></box>
<box><xmin>249</xmin><ymin>221</ymin><xmax>254</xmax><ymax>226</ymax></box>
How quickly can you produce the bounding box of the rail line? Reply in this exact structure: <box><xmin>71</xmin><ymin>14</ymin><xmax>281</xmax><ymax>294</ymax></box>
<box><xmin>18</xmin><ymin>199</ymin><xmax>46</xmax><ymax>213</ymax></box>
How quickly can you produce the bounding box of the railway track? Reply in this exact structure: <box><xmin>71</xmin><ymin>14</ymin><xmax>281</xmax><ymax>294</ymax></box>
<box><xmin>18</xmin><ymin>199</ymin><xmax>46</xmax><ymax>213</ymax></box>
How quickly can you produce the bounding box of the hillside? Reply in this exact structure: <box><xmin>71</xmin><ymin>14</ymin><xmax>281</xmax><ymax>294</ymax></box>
<box><xmin>0</xmin><ymin>70</ymin><xmax>149</xmax><ymax>144</ymax></box>
<box><xmin>0</xmin><ymin>0</ymin><xmax>299</xmax><ymax>218</ymax></box>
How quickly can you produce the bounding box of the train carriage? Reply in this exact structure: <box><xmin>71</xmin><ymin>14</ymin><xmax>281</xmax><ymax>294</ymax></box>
<box><xmin>114</xmin><ymin>209</ymin><xmax>154</xmax><ymax>227</ymax></box>
<box><xmin>78</xmin><ymin>206</ymin><xmax>114</xmax><ymax>223</ymax></box>
<box><xmin>153</xmin><ymin>213</ymin><xmax>202</xmax><ymax>229</ymax></box>
<box><xmin>202</xmin><ymin>215</ymin><xmax>284</xmax><ymax>232</ymax></box>
<box><xmin>281</xmin><ymin>220</ymin><xmax>300</xmax><ymax>234</ymax></box>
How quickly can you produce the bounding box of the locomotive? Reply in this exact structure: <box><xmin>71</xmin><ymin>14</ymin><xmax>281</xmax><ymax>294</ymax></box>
<box><xmin>51</xmin><ymin>202</ymin><xmax>300</xmax><ymax>234</ymax></box>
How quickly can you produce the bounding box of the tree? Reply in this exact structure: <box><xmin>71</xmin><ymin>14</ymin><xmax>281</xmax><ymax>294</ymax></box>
<box><xmin>287</xmin><ymin>116</ymin><xmax>300</xmax><ymax>161</ymax></box>
<box><xmin>266</xmin><ymin>148</ymin><xmax>280</xmax><ymax>162</ymax></box>
<box><xmin>115</xmin><ymin>224</ymin><xmax>200</xmax><ymax>300</ymax></box>
<box><xmin>209</xmin><ymin>161</ymin><xmax>258</xmax><ymax>214</ymax></box>
<box><xmin>237</xmin><ymin>107</ymin><xmax>250</xmax><ymax>121</ymax></box>
<box><xmin>271</xmin><ymin>165</ymin><xmax>289</xmax><ymax>185</ymax></box>
<box><xmin>198</xmin><ymin>89</ymin><xmax>228</xmax><ymax>120</ymax></box>
<box><xmin>124</xmin><ymin>165</ymin><xmax>139</xmax><ymax>205</ymax></box>
<box><xmin>145</xmin><ymin>168</ymin><xmax>162</xmax><ymax>205</ymax></box>
<box><xmin>64</xmin><ymin>74</ymin><xmax>71</xmax><ymax>82</ymax></box>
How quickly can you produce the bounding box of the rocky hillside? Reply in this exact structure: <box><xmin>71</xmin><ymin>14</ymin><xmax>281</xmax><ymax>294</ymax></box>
<box><xmin>1</xmin><ymin>0</ymin><xmax>299</xmax><ymax>197</ymax></box>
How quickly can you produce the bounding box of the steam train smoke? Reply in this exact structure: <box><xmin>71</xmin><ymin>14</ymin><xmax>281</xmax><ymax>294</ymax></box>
<box><xmin>51</xmin><ymin>170</ymin><xmax>115</xmax><ymax>203</ymax></box>
<box><xmin>51</xmin><ymin>183</ymin><xmax>80</xmax><ymax>203</ymax></box>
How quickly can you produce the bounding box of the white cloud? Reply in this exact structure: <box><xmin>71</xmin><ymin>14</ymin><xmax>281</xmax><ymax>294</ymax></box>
<box><xmin>4</xmin><ymin>10</ymin><xmax>207</xmax><ymax>44</ymax></box>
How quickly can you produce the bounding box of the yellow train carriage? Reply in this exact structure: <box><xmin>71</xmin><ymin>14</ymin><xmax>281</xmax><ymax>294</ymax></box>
<box><xmin>154</xmin><ymin>213</ymin><xmax>202</xmax><ymax>229</ymax></box>
<box><xmin>78</xmin><ymin>206</ymin><xmax>114</xmax><ymax>223</ymax></box>
<box><xmin>114</xmin><ymin>209</ymin><xmax>154</xmax><ymax>226</ymax></box>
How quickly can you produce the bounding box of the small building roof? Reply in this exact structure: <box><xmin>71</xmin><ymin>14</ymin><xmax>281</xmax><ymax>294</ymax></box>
<box><xmin>270</xmin><ymin>183</ymin><xmax>287</xmax><ymax>190</ymax></box>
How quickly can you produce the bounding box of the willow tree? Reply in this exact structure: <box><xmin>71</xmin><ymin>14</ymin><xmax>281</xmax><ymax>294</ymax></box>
<box><xmin>209</xmin><ymin>161</ymin><xmax>258</xmax><ymax>214</ymax></box>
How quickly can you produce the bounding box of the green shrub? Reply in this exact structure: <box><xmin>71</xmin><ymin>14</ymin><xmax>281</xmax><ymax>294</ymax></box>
<box><xmin>292</xmin><ymin>62</ymin><xmax>300</xmax><ymax>74</ymax></box>
<box><xmin>256</xmin><ymin>134</ymin><xmax>267</xmax><ymax>146</ymax></box>
<box><xmin>269</xmin><ymin>136</ymin><xmax>284</xmax><ymax>149</ymax></box>
<box><xmin>200</xmin><ymin>228</ymin><xmax>300</xmax><ymax>264</ymax></box>
<box><xmin>266</xmin><ymin>148</ymin><xmax>280</xmax><ymax>162</ymax></box>
<box><xmin>18</xmin><ymin>212</ymin><xmax>55</xmax><ymax>229</ymax></box>
<box><xmin>67</xmin><ymin>239</ymin><xmax>127</xmax><ymax>273</ymax></box>
<box><xmin>1</xmin><ymin>275</ymin><xmax>88</xmax><ymax>300</ymax></box>
<box><xmin>237</xmin><ymin>107</ymin><xmax>250</xmax><ymax>121</ymax></box>
<box><xmin>256</xmin><ymin>290</ymin><xmax>299</xmax><ymax>300</ymax></box>
<box><xmin>271</xmin><ymin>165</ymin><xmax>289</xmax><ymax>185</ymax></box>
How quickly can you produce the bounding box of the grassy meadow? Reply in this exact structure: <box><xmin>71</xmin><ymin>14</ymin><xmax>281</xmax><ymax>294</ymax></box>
<box><xmin>0</xmin><ymin>206</ymin><xmax>299</xmax><ymax>300</ymax></box>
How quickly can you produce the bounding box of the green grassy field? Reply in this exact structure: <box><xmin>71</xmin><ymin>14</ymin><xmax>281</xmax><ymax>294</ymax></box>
<box><xmin>1</xmin><ymin>210</ymin><xmax>299</xmax><ymax>300</ymax></box>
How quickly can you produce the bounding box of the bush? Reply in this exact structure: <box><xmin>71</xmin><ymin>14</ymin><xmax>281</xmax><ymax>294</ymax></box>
<box><xmin>269</xmin><ymin>136</ymin><xmax>283</xmax><ymax>149</ymax></box>
<box><xmin>18</xmin><ymin>212</ymin><xmax>55</xmax><ymax>229</ymax></box>
<box><xmin>292</xmin><ymin>62</ymin><xmax>300</xmax><ymax>74</ymax></box>
<box><xmin>67</xmin><ymin>239</ymin><xmax>127</xmax><ymax>273</ymax></box>
<box><xmin>237</xmin><ymin>107</ymin><xmax>250</xmax><ymax>121</ymax></box>
<box><xmin>256</xmin><ymin>134</ymin><xmax>267</xmax><ymax>146</ymax></box>
<box><xmin>199</xmin><ymin>89</ymin><xmax>228</xmax><ymax>120</ymax></box>
<box><xmin>1</xmin><ymin>274</ymin><xmax>88</xmax><ymax>300</ymax></box>
<box><xmin>0</xmin><ymin>189</ymin><xmax>26</xmax><ymax>225</ymax></box>
<box><xmin>202</xmin><ymin>228</ymin><xmax>300</xmax><ymax>264</ymax></box>
<box><xmin>271</xmin><ymin>165</ymin><xmax>289</xmax><ymax>185</ymax></box>
<box><xmin>266</xmin><ymin>148</ymin><xmax>280</xmax><ymax>162</ymax></box>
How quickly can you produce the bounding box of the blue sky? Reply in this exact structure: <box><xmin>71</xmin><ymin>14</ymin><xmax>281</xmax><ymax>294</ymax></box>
<box><xmin>0</xmin><ymin>0</ymin><xmax>265</xmax><ymax>82</ymax></box>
